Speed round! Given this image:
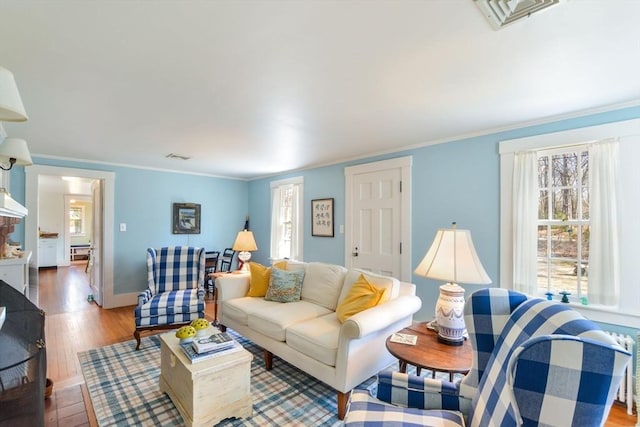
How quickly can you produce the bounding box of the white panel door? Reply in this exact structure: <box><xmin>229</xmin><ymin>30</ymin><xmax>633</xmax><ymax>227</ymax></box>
<box><xmin>90</xmin><ymin>179</ymin><xmax>103</xmax><ymax>306</ymax></box>
<box><xmin>345</xmin><ymin>156</ymin><xmax>412</xmax><ymax>281</ymax></box>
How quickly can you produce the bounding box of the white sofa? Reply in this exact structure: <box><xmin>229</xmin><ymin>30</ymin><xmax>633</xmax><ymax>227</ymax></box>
<box><xmin>215</xmin><ymin>261</ymin><xmax>422</xmax><ymax>419</ymax></box>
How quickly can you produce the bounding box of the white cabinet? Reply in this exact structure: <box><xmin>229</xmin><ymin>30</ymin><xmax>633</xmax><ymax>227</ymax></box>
<box><xmin>0</xmin><ymin>251</ymin><xmax>32</xmax><ymax>297</ymax></box>
<box><xmin>39</xmin><ymin>238</ymin><xmax>57</xmax><ymax>267</ymax></box>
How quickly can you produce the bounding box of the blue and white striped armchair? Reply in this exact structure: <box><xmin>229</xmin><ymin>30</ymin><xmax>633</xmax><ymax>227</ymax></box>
<box><xmin>345</xmin><ymin>288</ymin><xmax>632</xmax><ymax>426</ymax></box>
<box><xmin>134</xmin><ymin>246</ymin><xmax>206</xmax><ymax>349</ymax></box>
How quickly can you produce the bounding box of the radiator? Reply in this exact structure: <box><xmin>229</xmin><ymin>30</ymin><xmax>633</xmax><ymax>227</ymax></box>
<box><xmin>603</xmin><ymin>331</ymin><xmax>635</xmax><ymax>416</ymax></box>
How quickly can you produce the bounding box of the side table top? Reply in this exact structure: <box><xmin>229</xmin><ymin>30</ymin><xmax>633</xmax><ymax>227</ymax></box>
<box><xmin>160</xmin><ymin>328</ymin><xmax>252</xmax><ymax>372</ymax></box>
<box><xmin>386</xmin><ymin>323</ymin><xmax>472</xmax><ymax>375</ymax></box>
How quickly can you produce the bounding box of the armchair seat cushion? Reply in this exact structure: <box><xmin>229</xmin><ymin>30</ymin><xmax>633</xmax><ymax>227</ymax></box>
<box><xmin>346</xmin><ymin>390</ymin><xmax>465</xmax><ymax>427</ymax></box>
<box><xmin>135</xmin><ymin>288</ymin><xmax>204</xmax><ymax>325</ymax></box>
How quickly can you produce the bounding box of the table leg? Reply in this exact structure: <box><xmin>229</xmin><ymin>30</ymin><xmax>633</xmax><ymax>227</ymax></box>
<box><xmin>416</xmin><ymin>367</ymin><xmax>422</xmax><ymax>376</ymax></box>
<box><xmin>399</xmin><ymin>360</ymin><xmax>407</xmax><ymax>373</ymax></box>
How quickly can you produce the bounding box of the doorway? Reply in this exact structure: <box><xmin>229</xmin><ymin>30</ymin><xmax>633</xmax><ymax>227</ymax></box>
<box><xmin>25</xmin><ymin>165</ymin><xmax>116</xmax><ymax>308</ymax></box>
<box><xmin>344</xmin><ymin>156</ymin><xmax>412</xmax><ymax>281</ymax></box>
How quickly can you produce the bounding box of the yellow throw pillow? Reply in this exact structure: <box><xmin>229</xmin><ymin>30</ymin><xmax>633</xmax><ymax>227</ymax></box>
<box><xmin>336</xmin><ymin>274</ymin><xmax>389</xmax><ymax>323</ymax></box>
<box><xmin>247</xmin><ymin>262</ymin><xmax>271</xmax><ymax>297</ymax></box>
<box><xmin>273</xmin><ymin>260</ymin><xmax>288</xmax><ymax>270</ymax></box>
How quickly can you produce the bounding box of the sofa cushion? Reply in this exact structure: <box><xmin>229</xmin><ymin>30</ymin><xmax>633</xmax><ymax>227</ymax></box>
<box><xmin>300</xmin><ymin>262</ymin><xmax>348</xmax><ymax>310</ymax></box>
<box><xmin>222</xmin><ymin>297</ymin><xmax>282</xmax><ymax>325</ymax></box>
<box><xmin>336</xmin><ymin>274</ymin><xmax>389</xmax><ymax>322</ymax></box>
<box><xmin>265</xmin><ymin>268</ymin><xmax>306</xmax><ymax>302</ymax></box>
<box><xmin>286</xmin><ymin>313</ymin><xmax>340</xmax><ymax>366</ymax></box>
<box><xmin>338</xmin><ymin>269</ymin><xmax>400</xmax><ymax>304</ymax></box>
<box><xmin>248</xmin><ymin>301</ymin><xmax>332</xmax><ymax>341</ymax></box>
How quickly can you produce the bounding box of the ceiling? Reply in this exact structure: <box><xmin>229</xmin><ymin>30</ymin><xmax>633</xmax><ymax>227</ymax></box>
<box><xmin>1</xmin><ymin>0</ymin><xmax>640</xmax><ymax>180</ymax></box>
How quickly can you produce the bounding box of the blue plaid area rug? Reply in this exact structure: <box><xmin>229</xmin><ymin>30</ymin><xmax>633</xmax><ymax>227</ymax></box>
<box><xmin>78</xmin><ymin>330</ymin><xmax>378</xmax><ymax>426</ymax></box>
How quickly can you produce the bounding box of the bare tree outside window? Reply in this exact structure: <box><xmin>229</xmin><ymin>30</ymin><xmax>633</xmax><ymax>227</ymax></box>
<box><xmin>537</xmin><ymin>147</ymin><xmax>589</xmax><ymax>297</ymax></box>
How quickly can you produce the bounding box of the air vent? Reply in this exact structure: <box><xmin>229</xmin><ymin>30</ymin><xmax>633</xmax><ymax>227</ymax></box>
<box><xmin>165</xmin><ymin>153</ymin><xmax>191</xmax><ymax>161</ymax></box>
<box><xmin>474</xmin><ymin>0</ymin><xmax>560</xmax><ymax>30</ymax></box>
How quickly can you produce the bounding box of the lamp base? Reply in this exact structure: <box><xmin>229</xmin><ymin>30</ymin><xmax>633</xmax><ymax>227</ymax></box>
<box><xmin>237</xmin><ymin>251</ymin><xmax>251</xmax><ymax>272</ymax></box>
<box><xmin>437</xmin><ymin>334</ymin><xmax>464</xmax><ymax>346</ymax></box>
<box><xmin>435</xmin><ymin>282</ymin><xmax>466</xmax><ymax>346</ymax></box>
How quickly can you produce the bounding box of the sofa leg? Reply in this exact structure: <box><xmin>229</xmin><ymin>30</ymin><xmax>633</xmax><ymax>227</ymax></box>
<box><xmin>337</xmin><ymin>390</ymin><xmax>350</xmax><ymax>420</ymax></box>
<box><xmin>264</xmin><ymin>349</ymin><xmax>273</xmax><ymax>370</ymax></box>
<box><xmin>134</xmin><ymin>330</ymin><xmax>141</xmax><ymax>350</ymax></box>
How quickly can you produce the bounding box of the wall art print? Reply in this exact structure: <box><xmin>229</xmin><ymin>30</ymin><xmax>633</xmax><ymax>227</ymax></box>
<box><xmin>311</xmin><ymin>198</ymin><xmax>334</xmax><ymax>237</ymax></box>
<box><xmin>172</xmin><ymin>203</ymin><xmax>201</xmax><ymax>234</ymax></box>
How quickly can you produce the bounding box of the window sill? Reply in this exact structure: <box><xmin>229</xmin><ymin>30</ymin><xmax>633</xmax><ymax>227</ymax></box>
<box><xmin>561</xmin><ymin>301</ymin><xmax>640</xmax><ymax>328</ymax></box>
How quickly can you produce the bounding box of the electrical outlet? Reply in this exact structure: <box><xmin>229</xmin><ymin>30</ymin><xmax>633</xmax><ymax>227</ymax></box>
<box><xmin>119</xmin><ymin>223</ymin><xmax>127</xmax><ymax>232</ymax></box>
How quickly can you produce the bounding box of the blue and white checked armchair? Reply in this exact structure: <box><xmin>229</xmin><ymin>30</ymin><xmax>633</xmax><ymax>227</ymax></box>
<box><xmin>134</xmin><ymin>246</ymin><xmax>206</xmax><ymax>350</ymax></box>
<box><xmin>345</xmin><ymin>288</ymin><xmax>632</xmax><ymax>426</ymax></box>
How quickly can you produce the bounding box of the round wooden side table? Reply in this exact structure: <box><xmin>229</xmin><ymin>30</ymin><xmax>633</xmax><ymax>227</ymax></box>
<box><xmin>385</xmin><ymin>323</ymin><xmax>472</xmax><ymax>382</ymax></box>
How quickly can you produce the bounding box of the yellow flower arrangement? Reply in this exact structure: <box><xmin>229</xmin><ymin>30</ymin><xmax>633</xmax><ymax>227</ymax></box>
<box><xmin>175</xmin><ymin>325</ymin><xmax>196</xmax><ymax>342</ymax></box>
<box><xmin>190</xmin><ymin>318</ymin><xmax>210</xmax><ymax>336</ymax></box>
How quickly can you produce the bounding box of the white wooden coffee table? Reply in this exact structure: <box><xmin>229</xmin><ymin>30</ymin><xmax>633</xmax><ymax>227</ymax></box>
<box><xmin>159</xmin><ymin>329</ymin><xmax>253</xmax><ymax>427</ymax></box>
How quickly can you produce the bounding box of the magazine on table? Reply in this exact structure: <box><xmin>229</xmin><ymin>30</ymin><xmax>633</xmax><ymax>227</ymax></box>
<box><xmin>389</xmin><ymin>332</ymin><xmax>418</xmax><ymax>345</ymax></box>
<box><xmin>180</xmin><ymin>340</ymin><xmax>243</xmax><ymax>363</ymax></box>
<box><xmin>191</xmin><ymin>331</ymin><xmax>235</xmax><ymax>354</ymax></box>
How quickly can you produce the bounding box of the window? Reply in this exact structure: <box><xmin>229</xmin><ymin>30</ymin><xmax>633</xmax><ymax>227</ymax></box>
<box><xmin>499</xmin><ymin>118</ymin><xmax>640</xmax><ymax>327</ymax></box>
<box><xmin>69</xmin><ymin>205</ymin><xmax>85</xmax><ymax>236</ymax></box>
<box><xmin>270</xmin><ymin>177</ymin><xmax>303</xmax><ymax>261</ymax></box>
<box><xmin>537</xmin><ymin>147</ymin><xmax>590</xmax><ymax>298</ymax></box>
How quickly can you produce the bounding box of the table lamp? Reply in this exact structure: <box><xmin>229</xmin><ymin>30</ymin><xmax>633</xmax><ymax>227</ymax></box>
<box><xmin>232</xmin><ymin>229</ymin><xmax>258</xmax><ymax>272</ymax></box>
<box><xmin>0</xmin><ymin>66</ymin><xmax>28</xmax><ymax>122</ymax></box>
<box><xmin>414</xmin><ymin>222</ymin><xmax>491</xmax><ymax>345</ymax></box>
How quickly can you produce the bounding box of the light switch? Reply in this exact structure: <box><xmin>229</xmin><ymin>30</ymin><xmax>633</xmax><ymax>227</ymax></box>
<box><xmin>119</xmin><ymin>223</ymin><xmax>127</xmax><ymax>232</ymax></box>
<box><xmin>339</xmin><ymin>225</ymin><xmax>344</xmax><ymax>234</ymax></box>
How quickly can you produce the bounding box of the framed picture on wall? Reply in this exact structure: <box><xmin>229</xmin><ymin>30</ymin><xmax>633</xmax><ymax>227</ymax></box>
<box><xmin>311</xmin><ymin>198</ymin><xmax>334</xmax><ymax>237</ymax></box>
<box><xmin>173</xmin><ymin>203</ymin><xmax>201</xmax><ymax>234</ymax></box>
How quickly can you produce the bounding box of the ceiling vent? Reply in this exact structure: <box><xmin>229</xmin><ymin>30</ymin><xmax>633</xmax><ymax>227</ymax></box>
<box><xmin>165</xmin><ymin>153</ymin><xmax>191</xmax><ymax>161</ymax></box>
<box><xmin>474</xmin><ymin>0</ymin><xmax>560</xmax><ymax>30</ymax></box>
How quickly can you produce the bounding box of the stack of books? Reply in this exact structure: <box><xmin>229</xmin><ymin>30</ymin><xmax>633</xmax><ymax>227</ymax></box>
<box><xmin>180</xmin><ymin>331</ymin><xmax>243</xmax><ymax>363</ymax></box>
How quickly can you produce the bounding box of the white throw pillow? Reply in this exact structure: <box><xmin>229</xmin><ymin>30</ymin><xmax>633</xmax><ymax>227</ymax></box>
<box><xmin>300</xmin><ymin>262</ymin><xmax>348</xmax><ymax>310</ymax></box>
<box><xmin>338</xmin><ymin>269</ymin><xmax>399</xmax><ymax>305</ymax></box>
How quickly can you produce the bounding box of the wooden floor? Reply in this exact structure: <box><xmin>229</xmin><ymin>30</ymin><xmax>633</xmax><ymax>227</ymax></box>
<box><xmin>39</xmin><ymin>264</ymin><xmax>636</xmax><ymax>426</ymax></box>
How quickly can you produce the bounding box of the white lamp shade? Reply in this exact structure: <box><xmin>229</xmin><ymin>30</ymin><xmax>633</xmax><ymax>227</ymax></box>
<box><xmin>0</xmin><ymin>138</ymin><xmax>33</xmax><ymax>167</ymax></box>
<box><xmin>0</xmin><ymin>67</ymin><xmax>28</xmax><ymax>122</ymax></box>
<box><xmin>414</xmin><ymin>227</ymin><xmax>491</xmax><ymax>285</ymax></box>
<box><xmin>232</xmin><ymin>230</ymin><xmax>258</xmax><ymax>252</ymax></box>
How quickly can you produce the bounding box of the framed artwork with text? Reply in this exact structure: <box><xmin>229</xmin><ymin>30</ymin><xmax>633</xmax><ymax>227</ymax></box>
<box><xmin>311</xmin><ymin>198</ymin><xmax>334</xmax><ymax>237</ymax></box>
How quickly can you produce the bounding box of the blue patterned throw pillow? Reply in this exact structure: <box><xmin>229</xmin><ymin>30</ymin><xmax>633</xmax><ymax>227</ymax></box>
<box><xmin>265</xmin><ymin>268</ymin><xmax>305</xmax><ymax>302</ymax></box>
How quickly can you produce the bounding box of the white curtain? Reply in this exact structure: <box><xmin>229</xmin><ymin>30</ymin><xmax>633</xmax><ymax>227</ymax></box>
<box><xmin>512</xmin><ymin>151</ymin><xmax>539</xmax><ymax>295</ymax></box>
<box><xmin>289</xmin><ymin>183</ymin><xmax>301</xmax><ymax>260</ymax></box>
<box><xmin>588</xmin><ymin>139</ymin><xmax>620</xmax><ymax>305</ymax></box>
<box><xmin>270</xmin><ymin>183</ymin><xmax>302</xmax><ymax>261</ymax></box>
<box><xmin>270</xmin><ymin>186</ymin><xmax>282</xmax><ymax>260</ymax></box>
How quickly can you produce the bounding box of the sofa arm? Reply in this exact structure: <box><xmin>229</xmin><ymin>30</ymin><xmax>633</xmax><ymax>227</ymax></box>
<box><xmin>377</xmin><ymin>371</ymin><xmax>472</xmax><ymax>413</ymax></box>
<box><xmin>215</xmin><ymin>272</ymin><xmax>250</xmax><ymax>301</ymax></box>
<box><xmin>341</xmin><ymin>295</ymin><xmax>422</xmax><ymax>339</ymax></box>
